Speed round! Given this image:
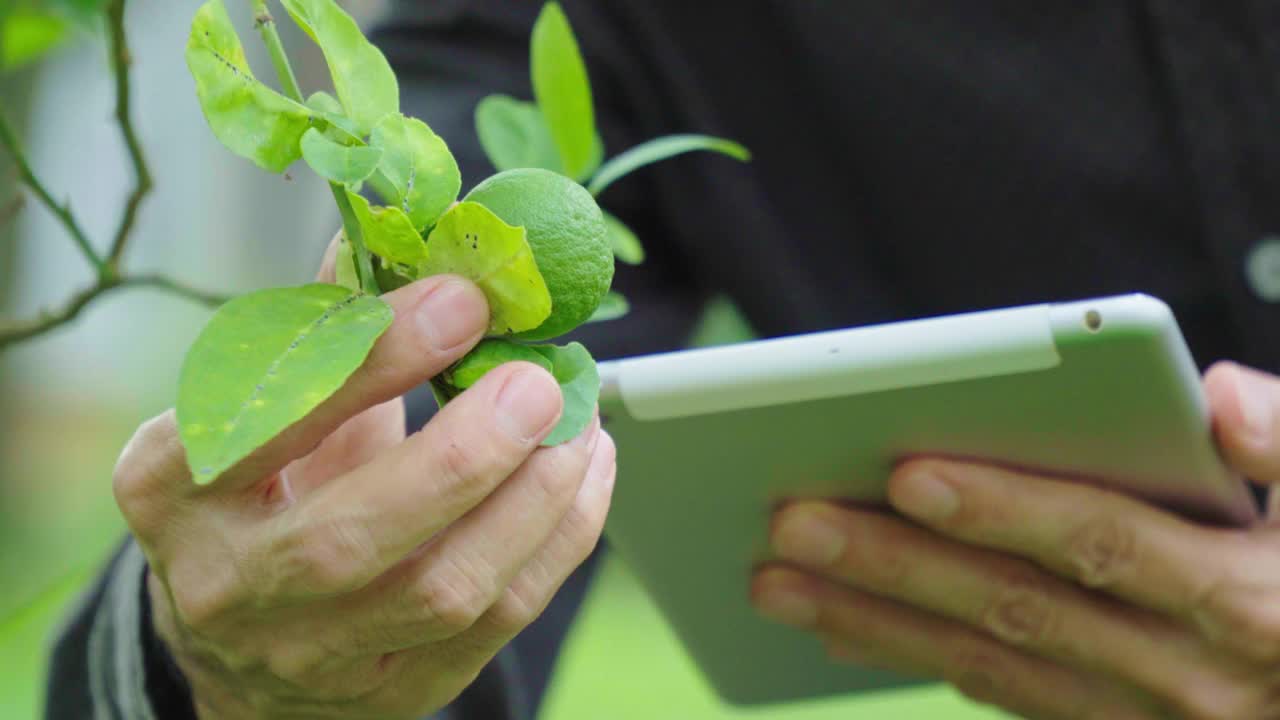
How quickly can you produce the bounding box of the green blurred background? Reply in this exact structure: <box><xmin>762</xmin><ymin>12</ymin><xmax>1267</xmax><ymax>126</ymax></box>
<box><xmin>0</xmin><ymin>3</ymin><xmax>1007</xmax><ymax>717</ymax></box>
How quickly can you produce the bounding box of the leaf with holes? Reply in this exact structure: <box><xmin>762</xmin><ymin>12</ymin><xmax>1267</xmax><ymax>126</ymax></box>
<box><xmin>422</xmin><ymin>201</ymin><xmax>552</xmax><ymax>335</ymax></box>
<box><xmin>186</xmin><ymin>0</ymin><xmax>313</xmax><ymax>172</ymax></box>
<box><xmin>177</xmin><ymin>284</ymin><xmax>392</xmax><ymax>485</ymax></box>
<box><xmin>280</xmin><ymin>0</ymin><xmax>398</xmax><ymax>134</ymax></box>
<box><xmin>367</xmin><ymin>113</ymin><xmax>460</xmax><ymax>231</ymax></box>
<box><xmin>300</xmin><ymin>128</ymin><xmax>382</xmax><ymax>185</ymax></box>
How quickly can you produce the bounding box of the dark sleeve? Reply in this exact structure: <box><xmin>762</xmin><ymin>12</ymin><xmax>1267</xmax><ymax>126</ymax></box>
<box><xmin>45</xmin><ymin>538</ymin><xmax>195</xmax><ymax>720</ymax></box>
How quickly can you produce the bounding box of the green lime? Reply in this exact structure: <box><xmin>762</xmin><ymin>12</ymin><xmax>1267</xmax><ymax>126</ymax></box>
<box><xmin>465</xmin><ymin>168</ymin><xmax>613</xmax><ymax>341</ymax></box>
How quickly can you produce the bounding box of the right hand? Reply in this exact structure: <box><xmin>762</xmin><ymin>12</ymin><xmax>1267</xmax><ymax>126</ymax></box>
<box><xmin>112</xmin><ymin>238</ymin><xmax>616</xmax><ymax>719</ymax></box>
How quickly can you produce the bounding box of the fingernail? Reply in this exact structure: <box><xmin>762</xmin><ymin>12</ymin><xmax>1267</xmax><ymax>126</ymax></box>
<box><xmin>893</xmin><ymin>470</ymin><xmax>959</xmax><ymax>521</ymax></box>
<box><xmin>418</xmin><ymin>278</ymin><xmax>487</xmax><ymax>352</ymax></box>
<box><xmin>495</xmin><ymin>368</ymin><xmax>562</xmax><ymax>442</ymax></box>
<box><xmin>754</xmin><ymin>587</ymin><xmax>818</xmax><ymax>628</ymax></box>
<box><xmin>1237</xmin><ymin>373</ymin><xmax>1273</xmax><ymax>447</ymax></box>
<box><xmin>773</xmin><ymin>509</ymin><xmax>846</xmax><ymax>567</ymax></box>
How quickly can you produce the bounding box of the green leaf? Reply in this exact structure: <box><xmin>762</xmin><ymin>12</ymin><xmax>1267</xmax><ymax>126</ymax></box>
<box><xmin>305</xmin><ymin>90</ymin><xmax>362</xmax><ymax>141</ymax></box>
<box><xmin>446</xmin><ymin>338</ymin><xmax>553</xmax><ymax>389</ymax></box>
<box><xmin>587</xmin><ymin>291</ymin><xmax>629</xmax><ymax>323</ymax></box>
<box><xmin>586</xmin><ymin>134</ymin><xmax>751</xmax><ymax>196</ymax></box>
<box><xmin>177</xmin><ymin>284</ymin><xmax>393</xmax><ymax>485</ymax></box>
<box><xmin>531</xmin><ymin>2</ymin><xmax>597</xmax><ymax>180</ymax></box>
<box><xmin>333</xmin><ymin>237</ymin><xmax>359</xmax><ymax>291</ymax></box>
<box><xmin>367</xmin><ymin>113</ymin><xmax>460</xmax><ymax>231</ymax></box>
<box><xmin>346</xmin><ymin>191</ymin><xmax>428</xmax><ymax>266</ymax></box>
<box><xmin>474</xmin><ymin>95</ymin><xmax>563</xmax><ymax>173</ymax></box>
<box><xmin>422</xmin><ymin>201</ymin><xmax>552</xmax><ymax>336</ymax></box>
<box><xmin>185</xmin><ymin>0</ymin><xmax>314</xmax><ymax>173</ymax></box>
<box><xmin>2</xmin><ymin>10</ymin><xmax>66</xmax><ymax>70</ymax></box>
<box><xmin>602</xmin><ymin>211</ymin><xmax>644</xmax><ymax>264</ymax></box>
<box><xmin>300</xmin><ymin>127</ymin><xmax>382</xmax><ymax>184</ymax></box>
<box><xmin>280</xmin><ymin>0</ymin><xmax>398</xmax><ymax>135</ymax></box>
<box><xmin>529</xmin><ymin>342</ymin><xmax>599</xmax><ymax>445</ymax></box>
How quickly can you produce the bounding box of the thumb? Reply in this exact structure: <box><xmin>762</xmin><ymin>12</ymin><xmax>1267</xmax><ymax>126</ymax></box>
<box><xmin>1205</xmin><ymin>361</ymin><xmax>1280</xmax><ymax>484</ymax></box>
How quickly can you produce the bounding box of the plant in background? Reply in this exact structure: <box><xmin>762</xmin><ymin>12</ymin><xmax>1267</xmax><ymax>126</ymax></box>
<box><xmin>0</xmin><ymin>0</ymin><xmax>748</xmax><ymax>489</ymax></box>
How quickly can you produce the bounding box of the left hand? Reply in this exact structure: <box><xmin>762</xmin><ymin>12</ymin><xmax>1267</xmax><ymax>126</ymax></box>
<box><xmin>751</xmin><ymin>361</ymin><xmax>1280</xmax><ymax>719</ymax></box>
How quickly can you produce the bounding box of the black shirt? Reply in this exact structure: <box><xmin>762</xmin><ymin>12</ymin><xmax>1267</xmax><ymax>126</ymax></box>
<box><xmin>47</xmin><ymin>2</ymin><xmax>1280</xmax><ymax>718</ymax></box>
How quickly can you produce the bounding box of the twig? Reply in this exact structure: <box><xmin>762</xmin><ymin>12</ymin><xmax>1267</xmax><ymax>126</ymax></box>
<box><xmin>104</xmin><ymin>0</ymin><xmax>153</xmax><ymax>268</ymax></box>
<box><xmin>0</xmin><ymin>111</ymin><xmax>102</xmax><ymax>272</ymax></box>
<box><xmin>0</xmin><ymin>274</ymin><xmax>229</xmax><ymax>350</ymax></box>
<box><xmin>250</xmin><ymin>0</ymin><xmax>381</xmax><ymax>295</ymax></box>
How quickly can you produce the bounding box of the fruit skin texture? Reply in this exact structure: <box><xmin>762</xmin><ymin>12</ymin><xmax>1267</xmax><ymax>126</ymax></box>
<box><xmin>465</xmin><ymin>168</ymin><xmax>612</xmax><ymax>341</ymax></box>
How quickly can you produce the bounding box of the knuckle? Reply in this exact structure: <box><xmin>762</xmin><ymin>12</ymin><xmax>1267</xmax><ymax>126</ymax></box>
<box><xmin>413</xmin><ymin>561</ymin><xmax>491</xmax><ymax>635</ymax></box>
<box><xmin>488</xmin><ymin>587</ymin><xmax>542</xmax><ymax>635</ymax></box>
<box><xmin>1065</xmin><ymin>513</ymin><xmax>1139</xmax><ymax>588</ymax></box>
<box><xmin>979</xmin><ymin>567</ymin><xmax>1057</xmax><ymax>648</ymax></box>
<box><xmin>260</xmin><ymin>514</ymin><xmax>376</xmax><ymax>598</ymax></box>
<box><xmin>264</xmin><ymin>644</ymin><xmax>328</xmax><ymax>687</ymax></box>
<box><xmin>169</xmin><ymin>570</ymin><xmax>245</xmax><ymax>631</ymax></box>
<box><xmin>432</xmin><ymin>436</ymin><xmax>481</xmax><ymax>491</ymax></box>
<box><xmin>1197</xmin><ymin>580</ymin><xmax>1280</xmax><ymax>665</ymax></box>
<box><xmin>112</xmin><ymin>411</ymin><xmax>180</xmax><ymax>532</ymax></box>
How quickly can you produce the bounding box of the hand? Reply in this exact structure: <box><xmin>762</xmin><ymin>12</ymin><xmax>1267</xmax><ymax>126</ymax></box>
<box><xmin>113</xmin><ymin>237</ymin><xmax>616</xmax><ymax>719</ymax></box>
<box><xmin>751</xmin><ymin>361</ymin><xmax>1280</xmax><ymax>719</ymax></box>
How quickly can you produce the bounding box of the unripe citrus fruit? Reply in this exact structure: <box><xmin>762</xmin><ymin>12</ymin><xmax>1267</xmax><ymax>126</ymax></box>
<box><xmin>465</xmin><ymin>168</ymin><xmax>612</xmax><ymax>341</ymax></box>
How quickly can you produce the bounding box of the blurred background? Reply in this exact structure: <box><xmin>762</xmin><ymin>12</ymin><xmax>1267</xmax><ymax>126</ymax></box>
<box><xmin>0</xmin><ymin>2</ymin><xmax>1006</xmax><ymax>717</ymax></box>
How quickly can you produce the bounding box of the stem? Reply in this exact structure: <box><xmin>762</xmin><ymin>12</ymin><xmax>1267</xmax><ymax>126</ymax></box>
<box><xmin>0</xmin><ymin>274</ymin><xmax>229</xmax><ymax>351</ymax></box>
<box><xmin>0</xmin><ymin>111</ymin><xmax>102</xmax><ymax>271</ymax></box>
<box><xmin>250</xmin><ymin>0</ymin><xmax>381</xmax><ymax>295</ymax></box>
<box><xmin>251</xmin><ymin>0</ymin><xmax>304</xmax><ymax>102</ymax></box>
<box><xmin>331</xmin><ymin>185</ymin><xmax>380</xmax><ymax>295</ymax></box>
<box><xmin>104</xmin><ymin>0</ymin><xmax>152</xmax><ymax>269</ymax></box>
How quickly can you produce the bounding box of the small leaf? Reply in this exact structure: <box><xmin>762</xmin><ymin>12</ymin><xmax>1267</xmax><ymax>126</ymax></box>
<box><xmin>531</xmin><ymin>2</ymin><xmax>597</xmax><ymax>180</ymax></box>
<box><xmin>474</xmin><ymin>95</ymin><xmax>563</xmax><ymax>173</ymax></box>
<box><xmin>177</xmin><ymin>284</ymin><xmax>393</xmax><ymax>485</ymax></box>
<box><xmin>300</xmin><ymin>128</ymin><xmax>382</xmax><ymax>184</ymax></box>
<box><xmin>446</xmin><ymin>338</ymin><xmax>553</xmax><ymax>389</ymax></box>
<box><xmin>186</xmin><ymin>0</ymin><xmax>313</xmax><ymax>173</ymax></box>
<box><xmin>528</xmin><ymin>342</ymin><xmax>599</xmax><ymax>445</ymax></box>
<box><xmin>305</xmin><ymin>90</ymin><xmax>363</xmax><ymax>141</ymax></box>
<box><xmin>586</xmin><ymin>134</ymin><xmax>751</xmax><ymax>196</ymax></box>
<box><xmin>346</xmin><ymin>191</ymin><xmax>428</xmax><ymax>266</ymax></box>
<box><xmin>587</xmin><ymin>291</ymin><xmax>629</xmax><ymax>323</ymax></box>
<box><xmin>280</xmin><ymin>0</ymin><xmax>398</xmax><ymax>135</ymax></box>
<box><xmin>367</xmin><ymin>113</ymin><xmax>460</xmax><ymax>231</ymax></box>
<box><xmin>333</xmin><ymin>237</ymin><xmax>359</xmax><ymax>291</ymax></box>
<box><xmin>422</xmin><ymin>201</ymin><xmax>552</xmax><ymax>335</ymax></box>
<box><xmin>602</xmin><ymin>211</ymin><xmax>644</xmax><ymax>264</ymax></box>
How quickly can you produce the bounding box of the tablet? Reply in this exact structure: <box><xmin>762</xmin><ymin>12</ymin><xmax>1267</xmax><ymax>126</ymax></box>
<box><xmin>597</xmin><ymin>294</ymin><xmax>1257</xmax><ymax>706</ymax></box>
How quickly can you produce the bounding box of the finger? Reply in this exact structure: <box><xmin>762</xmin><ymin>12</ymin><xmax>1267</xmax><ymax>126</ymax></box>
<box><xmin>884</xmin><ymin>458</ymin><xmax>1252</xmax><ymax>632</ymax></box>
<box><xmin>769</xmin><ymin>503</ymin><xmax>1223</xmax><ymax>701</ymax></box>
<box><xmin>330</xmin><ymin>415</ymin><xmax>602</xmax><ymax>652</ymax></box>
<box><xmin>393</xmin><ymin>430</ymin><xmax>615</xmax><ymax>679</ymax></box>
<box><xmin>315</xmin><ymin>228</ymin><xmax>343</xmax><ymax>283</ymax></box>
<box><xmin>751</xmin><ymin>567</ymin><xmax>1158</xmax><ymax>720</ymax></box>
<box><xmin>439</xmin><ymin>427</ymin><xmax>616</xmax><ymax>656</ymax></box>
<box><xmin>277</xmin><ymin>397</ymin><xmax>406</xmax><ymax>501</ymax></box>
<box><xmin>246</xmin><ymin>362</ymin><xmax>564</xmax><ymax>601</ymax></box>
<box><xmin>1205</xmin><ymin>361</ymin><xmax>1280</xmax><ymax>483</ymax></box>
<box><xmin>216</xmin><ymin>274</ymin><xmax>489</xmax><ymax>489</ymax></box>
<box><xmin>113</xmin><ymin>409</ymin><xmax>190</xmax><ymax>544</ymax></box>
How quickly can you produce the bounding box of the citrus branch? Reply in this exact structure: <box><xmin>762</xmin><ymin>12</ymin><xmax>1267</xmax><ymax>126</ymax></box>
<box><xmin>104</xmin><ymin>0</ymin><xmax>153</xmax><ymax>268</ymax></box>
<box><xmin>0</xmin><ymin>0</ymin><xmax>229</xmax><ymax>352</ymax></box>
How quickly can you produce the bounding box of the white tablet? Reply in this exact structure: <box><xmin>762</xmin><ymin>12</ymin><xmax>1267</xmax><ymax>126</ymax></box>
<box><xmin>598</xmin><ymin>294</ymin><xmax>1256</xmax><ymax>705</ymax></box>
